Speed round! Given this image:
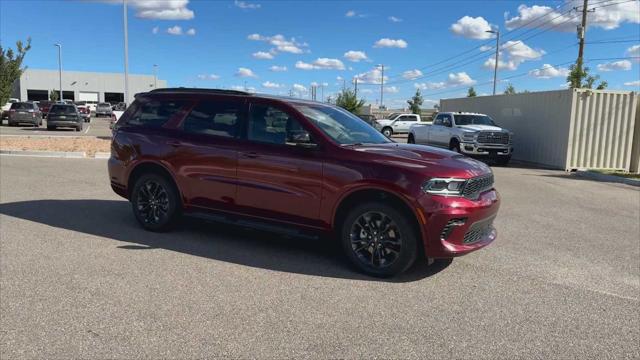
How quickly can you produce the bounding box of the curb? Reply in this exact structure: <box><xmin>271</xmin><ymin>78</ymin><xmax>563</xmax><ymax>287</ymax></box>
<box><xmin>94</xmin><ymin>152</ymin><xmax>110</xmax><ymax>159</ymax></box>
<box><xmin>573</xmin><ymin>170</ymin><xmax>640</xmax><ymax>187</ymax></box>
<box><xmin>0</xmin><ymin>150</ymin><xmax>87</xmax><ymax>158</ymax></box>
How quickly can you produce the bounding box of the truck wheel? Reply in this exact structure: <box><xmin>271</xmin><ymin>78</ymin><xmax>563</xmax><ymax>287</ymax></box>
<box><xmin>496</xmin><ymin>155</ymin><xmax>511</xmax><ymax>166</ymax></box>
<box><xmin>131</xmin><ymin>173</ymin><xmax>181</xmax><ymax>232</ymax></box>
<box><xmin>408</xmin><ymin>134</ymin><xmax>415</xmax><ymax>144</ymax></box>
<box><xmin>449</xmin><ymin>139</ymin><xmax>461</xmax><ymax>153</ymax></box>
<box><xmin>340</xmin><ymin>202</ymin><xmax>418</xmax><ymax>277</ymax></box>
<box><xmin>382</xmin><ymin>127</ymin><xmax>393</xmax><ymax>137</ymax></box>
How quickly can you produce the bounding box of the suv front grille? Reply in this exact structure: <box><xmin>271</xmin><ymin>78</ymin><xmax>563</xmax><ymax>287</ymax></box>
<box><xmin>462</xmin><ymin>174</ymin><xmax>494</xmax><ymax>200</ymax></box>
<box><xmin>477</xmin><ymin>131</ymin><xmax>509</xmax><ymax>144</ymax></box>
<box><xmin>463</xmin><ymin>215</ymin><xmax>496</xmax><ymax>244</ymax></box>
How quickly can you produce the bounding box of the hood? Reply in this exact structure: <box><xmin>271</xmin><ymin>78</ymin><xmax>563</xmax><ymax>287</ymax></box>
<box><xmin>457</xmin><ymin>124</ymin><xmax>505</xmax><ymax>132</ymax></box>
<box><xmin>350</xmin><ymin>143</ymin><xmax>492</xmax><ymax>178</ymax></box>
<box><xmin>377</xmin><ymin>119</ymin><xmax>395</xmax><ymax>126</ymax></box>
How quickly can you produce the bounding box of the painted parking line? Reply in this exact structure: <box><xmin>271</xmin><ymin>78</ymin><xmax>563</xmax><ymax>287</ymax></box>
<box><xmin>84</xmin><ymin>125</ymin><xmax>91</xmax><ymax>134</ymax></box>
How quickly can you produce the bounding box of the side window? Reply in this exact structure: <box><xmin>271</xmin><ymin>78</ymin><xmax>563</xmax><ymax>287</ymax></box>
<box><xmin>248</xmin><ymin>104</ymin><xmax>308</xmax><ymax>145</ymax></box>
<box><xmin>127</xmin><ymin>100</ymin><xmax>186</xmax><ymax>128</ymax></box>
<box><xmin>433</xmin><ymin>114</ymin><xmax>443</xmax><ymax>126</ymax></box>
<box><xmin>442</xmin><ymin>114</ymin><xmax>452</xmax><ymax>126</ymax></box>
<box><xmin>183</xmin><ymin>100</ymin><xmax>241</xmax><ymax>138</ymax></box>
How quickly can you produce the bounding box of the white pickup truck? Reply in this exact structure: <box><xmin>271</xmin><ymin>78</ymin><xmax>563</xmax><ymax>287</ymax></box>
<box><xmin>377</xmin><ymin>113</ymin><xmax>430</xmax><ymax>137</ymax></box>
<box><xmin>408</xmin><ymin>112</ymin><xmax>513</xmax><ymax>165</ymax></box>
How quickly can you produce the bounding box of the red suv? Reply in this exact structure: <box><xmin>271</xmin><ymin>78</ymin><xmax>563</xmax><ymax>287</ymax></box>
<box><xmin>108</xmin><ymin>88</ymin><xmax>500</xmax><ymax>277</ymax></box>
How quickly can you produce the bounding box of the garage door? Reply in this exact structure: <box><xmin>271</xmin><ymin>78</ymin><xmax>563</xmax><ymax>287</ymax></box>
<box><xmin>78</xmin><ymin>92</ymin><xmax>99</xmax><ymax>102</ymax></box>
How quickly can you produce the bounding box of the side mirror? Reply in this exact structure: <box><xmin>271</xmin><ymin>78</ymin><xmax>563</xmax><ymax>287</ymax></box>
<box><xmin>288</xmin><ymin>131</ymin><xmax>317</xmax><ymax>149</ymax></box>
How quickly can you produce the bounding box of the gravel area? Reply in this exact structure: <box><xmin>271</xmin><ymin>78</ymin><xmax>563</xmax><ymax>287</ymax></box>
<box><xmin>0</xmin><ymin>136</ymin><xmax>110</xmax><ymax>156</ymax></box>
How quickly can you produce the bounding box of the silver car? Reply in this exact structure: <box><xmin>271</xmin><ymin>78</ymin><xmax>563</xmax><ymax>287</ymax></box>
<box><xmin>96</xmin><ymin>102</ymin><xmax>113</xmax><ymax>117</ymax></box>
<box><xmin>8</xmin><ymin>102</ymin><xmax>43</xmax><ymax>127</ymax></box>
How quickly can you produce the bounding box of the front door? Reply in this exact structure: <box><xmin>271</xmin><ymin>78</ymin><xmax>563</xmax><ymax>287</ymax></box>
<box><xmin>393</xmin><ymin>115</ymin><xmax>418</xmax><ymax>132</ymax></box>
<box><xmin>236</xmin><ymin>101</ymin><xmax>323</xmax><ymax>226</ymax></box>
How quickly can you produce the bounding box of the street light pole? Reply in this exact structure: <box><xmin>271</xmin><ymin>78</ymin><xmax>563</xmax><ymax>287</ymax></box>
<box><xmin>54</xmin><ymin>44</ymin><xmax>62</xmax><ymax>102</ymax></box>
<box><xmin>378</xmin><ymin>64</ymin><xmax>385</xmax><ymax>109</ymax></box>
<box><xmin>153</xmin><ymin>64</ymin><xmax>158</xmax><ymax>89</ymax></box>
<box><xmin>486</xmin><ymin>29</ymin><xmax>500</xmax><ymax>95</ymax></box>
<box><xmin>123</xmin><ymin>0</ymin><xmax>130</xmax><ymax>105</ymax></box>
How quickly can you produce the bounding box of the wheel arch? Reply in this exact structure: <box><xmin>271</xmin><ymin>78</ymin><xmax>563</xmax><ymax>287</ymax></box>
<box><xmin>126</xmin><ymin>161</ymin><xmax>183</xmax><ymax>206</ymax></box>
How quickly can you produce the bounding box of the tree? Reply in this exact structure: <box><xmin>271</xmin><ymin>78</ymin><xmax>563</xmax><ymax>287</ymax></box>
<box><xmin>566</xmin><ymin>58</ymin><xmax>607</xmax><ymax>89</ymax></box>
<box><xmin>0</xmin><ymin>37</ymin><xmax>32</xmax><ymax>105</ymax></box>
<box><xmin>467</xmin><ymin>87</ymin><xmax>477</xmax><ymax>97</ymax></box>
<box><xmin>335</xmin><ymin>88</ymin><xmax>365</xmax><ymax>114</ymax></box>
<box><xmin>504</xmin><ymin>83</ymin><xmax>516</xmax><ymax>95</ymax></box>
<box><xmin>49</xmin><ymin>89</ymin><xmax>59</xmax><ymax>101</ymax></box>
<box><xmin>407</xmin><ymin>89</ymin><xmax>423</xmax><ymax>114</ymax></box>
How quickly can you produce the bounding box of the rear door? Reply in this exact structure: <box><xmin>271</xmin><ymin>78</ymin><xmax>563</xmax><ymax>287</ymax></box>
<box><xmin>394</xmin><ymin>115</ymin><xmax>418</xmax><ymax>132</ymax></box>
<box><xmin>235</xmin><ymin>99</ymin><xmax>324</xmax><ymax>227</ymax></box>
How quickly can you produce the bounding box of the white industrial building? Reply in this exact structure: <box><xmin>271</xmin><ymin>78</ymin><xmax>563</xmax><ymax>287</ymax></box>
<box><xmin>12</xmin><ymin>69</ymin><xmax>167</xmax><ymax>104</ymax></box>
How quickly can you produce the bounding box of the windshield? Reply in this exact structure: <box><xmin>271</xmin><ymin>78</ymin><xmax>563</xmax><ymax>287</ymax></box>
<box><xmin>294</xmin><ymin>104</ymin><xmax>391</xmax><ymax>145</ymax></box>
<box><xmin>455</xmin><ymin>114</ymin><xmax>496</xmax><ymax>126</ymax></box>
<box><xmin>10</xmin><ymin>103</ymin><xmax>32</xmax><ymax>110</ymax></box>
<box><xmin>49</xmin><ymin>105</ymin><xmax>77</xmax><ymax>115</ymax></box>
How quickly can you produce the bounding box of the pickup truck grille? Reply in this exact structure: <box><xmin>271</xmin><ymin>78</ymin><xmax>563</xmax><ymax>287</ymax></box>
<box><xmin>477</xmin><ymin>131</ymin><xmax>509</xmax><ymax>145</ymax></box>
<box><xmin>462</xmin><ymin>174</ymin><xmax>494</xmax><ymax>200</ymax></box>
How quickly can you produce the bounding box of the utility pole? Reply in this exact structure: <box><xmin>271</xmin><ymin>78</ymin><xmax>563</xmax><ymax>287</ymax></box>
<box><xmin>485</xmin><ymin>29</ymin><xmax>500</xmax><ymax>95</ymax></box>
<box><xmin>123</xmin><ymin>0</ymin><xmax>130</xmax><ymax>105</ymax></box>
<box><xmin>321</xmin><ymin>84</ymin><xmax>324</xmax><ymax>102</ymax></box>
<box><xmin>342</xmin><ymin>79</ymin><xmax>346</xmax><ymax>92</ymax></box>
<box><xmin>354</xmin><ymin>77</ymin><xmax>358</xmax><ymax>98</ymax></box>
<box><xmin>378</xmin><ymin>64</ymin><xmax>384</xmax><ymax>109</ymax></box>
<box><xmin>577</xmin><ymin>0</ymin><xmax>588</xmax><ymax>64</ymax></box>
<box><xmin>54</xmin><ymin>44</ymin><xmax>62</xmax><ymax>102</ymax></box>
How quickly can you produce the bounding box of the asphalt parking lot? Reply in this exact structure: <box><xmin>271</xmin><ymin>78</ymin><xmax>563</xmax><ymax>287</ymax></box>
<box><xmin>0</xmin><ymin>156</ymin><xmax>638</xmax><ymax>358</ymax></box>
<box><xmin>0</xmin><ymin>117</ymin><xmax>112</xmax><ymax>138</ymax></box>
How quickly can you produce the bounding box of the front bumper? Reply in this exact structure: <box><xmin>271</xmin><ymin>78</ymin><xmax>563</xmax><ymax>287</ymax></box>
<box><xmin>461</xmin><ymin>142</ymin><xmax>512</xmax><ymax>156</ymax></box>
<box><xmin>417</xmin><ymin>189</ymin><xmax>500</xmax><ymax>258</ymax></box>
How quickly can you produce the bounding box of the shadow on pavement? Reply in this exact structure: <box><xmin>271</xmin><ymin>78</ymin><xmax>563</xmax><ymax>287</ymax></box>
<box><xmin>0</xmin><ymin>199</ymin><xmax>451</xmax><ymax>282</ymax></box>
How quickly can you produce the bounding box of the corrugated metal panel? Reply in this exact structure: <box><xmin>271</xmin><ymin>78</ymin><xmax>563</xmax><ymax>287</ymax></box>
<box><xmin>627</xmin><ymin>96</ymin><xmax>640</xmax><ymax>174</ymax></box>
<box><xmin>567</xmin><ymin>89</ymin><xmax>638</xmax><ymax>171</ymax></box>
<box><xmin>441</xmin><ymin>90</ymin><xmax>573</xmax><ymax>169</ymax></box>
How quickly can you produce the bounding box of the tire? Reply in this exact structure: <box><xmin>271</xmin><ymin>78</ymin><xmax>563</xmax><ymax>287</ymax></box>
<box><xmin>495</xmin><ymin>155</ymin><xmax>511</xmax><ymax>166</ymax></box>
<box><xmin>130</xmin><ymin>173</ymin><xmax>181</xmax><ymax>232</ymax></box>
<box><xmin>47</xmin><ymin>126</ymin><xmax>55</xmax><ymax>131</ymax></box>
<box><xmin>449</xmin><ymin>139</ymin><xmax>461</xmax><ymax>153</ymax></box>
<box><xmin>75</xmin><ymin>126</ymin><xmax>82</xmax><ymax>132</ymax></box>
<box><xmin>340</xmin><ymin>202</ymin><xmax>418</xmax><ymax>277</ymax></box>
<box><xmin>382</xmin><ymin>127</ymin><xmax>393</xmax><ymax>137</ymax></box>
<box><xmin>408</xmin><ymin>134</ymin><xmax>415</xmax><ymax>144</ymax></box>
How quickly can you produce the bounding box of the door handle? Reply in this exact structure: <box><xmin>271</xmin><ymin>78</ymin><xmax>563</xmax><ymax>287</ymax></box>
<box><xmin>242</xmin><ymin>152</ymin><xmax>259</xmax><ymax>158</ymax></box>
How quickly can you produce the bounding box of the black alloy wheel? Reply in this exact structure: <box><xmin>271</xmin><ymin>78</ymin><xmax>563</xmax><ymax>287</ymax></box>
<box><xmin>131</xmin><ymin>173</ymin><xmax>180</xmax><ymax>231</ymax></box>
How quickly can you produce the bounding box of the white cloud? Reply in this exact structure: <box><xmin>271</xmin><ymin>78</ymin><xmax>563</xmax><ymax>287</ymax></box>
<box><xmin>247</xmin><ymin>33</ymin><xmax>307</xmax><ymax>54</ymax></box>
<box><xmin>197</xmin><ymin>74</ymin><xmax>220</xmax><ymax>80</ymax></box>
<box><xmin>234</xmin><ymin>0</ymin><xmax>260</xmax><ymax>9</ymax></box>
<box><xmin>344</xmin><ymin>50</ymin><xmax>368</xmax><ymax>62</ymax></box>
<box><xmin>167</xmin><ymin>26</ymin><xmax>183</xmax><ymax>35</ymax></box>
<box><xmin>505</xmin><ymin>2</ymin><xmax>640</xmax><ymax>32</ymax></box>
<box><xmin>479</xmin><ymin>45</ymin><xmax>493</xmax><ymax>51</ymax></box>
<box><xmin>414</xmin><ymin>72</ymin><xmax>476</xmax><ymax>90</ymax></box>
<box><xmin>627</xmin><ymin>45</ymin><xmax>640</xmax><ymax>61</ymax></box>
<box><xmin>450</xmin><ymin>16</ymin><xmax>495</xmax><ymax>40</ymax></box>
<box><xmin>112</xmin><ymin>0</ymin><xmax>195</xmax><ymax>20</ymax></box>
<box><xmin>262</xmin><ymin>81</ymin><xmax>283</xmax><ymax>88</ymax></box>
<box><xmin>373</xmin><ymin>38</ymin><xmax>408</xmax><ymax>48</ymax></box>
<box><xmin>483</xmin><ymin>40</ymin><xmax>544</xmax><ymax>71</ymax></box>
<box><xmin>293</xmin><ymin>83</ymin><xmax>307</xmax><ymax>93</ymax></box>
<box><xmin>186</xmin><ymin>28</ymin><xmax>196</xmax><ymax>36</ymax></box>
<box><xmin>269</xmin><ymin>65</ymin><xmax>287</xmax><ymax>72</ymax></box>
<box><xmin>231</xmin><ymin>85</ymin><xmax>256</xmax><ymax>92</ymax></box>
<box><xmin>355</xmin><ymin>68</ymin><xmax>387</xmax><ymax>84</ymax></box>
<box><xmin>597</xmin><ymin>60</ymin><xmax>632</xmax><ymax>72</ymax></box>
<box><xmin>389</xmin><ymin>16</ymin><xmax>403</xmax><ymax>22</ymax></box>
<box><xmin>236</xmin><ymin>67</ymin><xmax>257</xmax><ymax>78</ymax></box>
<box><xmin>295</xmin><ymin>58</ymin><xmax>345</xmax><ymax>70</ymax></box>
<box><xmin>529</xmin><ymin>64</ymin><xmax>570</xmax><ymax>78</ymax></box>
<box><xmin>402</xmin><ymin>69</ymin><xmax>423</xmax><ymax>80</ymax></box>
<box><xmin>385</xmin><ymin>86</ymin><xmax>399</xmax><ymax>93</ymax></box>
<box><xmin>623</xmin><ymin>80</ymin><xmax>640</xmax><ymax>86</ymax></box>
<box><xmin>252</xmin><ymin>51</ymin><xmax>274</xmax><ymax>60</ymax></box>
<box><xmin>346</xmin><ymin>10</ymin><xmax>356</xmax><ymax>17</ymax></box>
<box><xmin>152</xmin><ymin>26</ymin><xmax>159</xmax><ymax>34</ymax></box>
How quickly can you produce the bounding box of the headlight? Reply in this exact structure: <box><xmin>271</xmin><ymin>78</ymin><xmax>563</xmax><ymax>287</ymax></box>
<box><xmin>462</xmin><ymin>132</ymin><xmax>478</xmax><ymax>141</ymax></box>
<box><xmin>422</xmin><ymin>178</ymin><xmax>467</xmax><ymax>196</ymax></box>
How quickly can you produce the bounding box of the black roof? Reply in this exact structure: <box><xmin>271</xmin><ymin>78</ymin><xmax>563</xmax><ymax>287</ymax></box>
<box><xmin>148</xmin><ymin>88</ymin><xmax>251</xmax><ymax>96</ymax></box>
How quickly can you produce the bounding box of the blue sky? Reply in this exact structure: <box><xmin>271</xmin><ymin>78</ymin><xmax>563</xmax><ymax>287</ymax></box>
<box><xmin>1</xmin><ymin>0</ymin><xmax>638</xmax><ymax>108</ymax></box>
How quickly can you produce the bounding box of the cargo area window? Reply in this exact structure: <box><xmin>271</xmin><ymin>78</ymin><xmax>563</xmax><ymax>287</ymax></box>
<box><xmin>182</xmin><ymin>100</ymin><xmax>241</xmax><ymax>138</ymax></box>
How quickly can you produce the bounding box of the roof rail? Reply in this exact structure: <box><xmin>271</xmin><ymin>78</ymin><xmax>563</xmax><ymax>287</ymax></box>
<box><xmin>148</xmin><ymin>87</ymin><xmax>251</xmax><ymax>96</ymax></box>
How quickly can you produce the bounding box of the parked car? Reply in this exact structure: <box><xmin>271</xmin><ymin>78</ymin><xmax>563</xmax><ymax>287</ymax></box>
<box><xmin>1</xmin><ymin>98</ymin><xmax>19</xmax><ymax>120</ymax></box>
<box><xmin>357</xmin><ymin>114</ymin><xmax>382</xmax><ymax>131</ymax></box>
<box><xmin>113</xmin><ymin>102</ymin><xmax>127</xmax><ymax>111</ymax></box>
<box><xmin>409</xmin><ymin>112</ymin><xmax>513</xmax><ymax>165</ymax></box>
<box><xmin>109</xmin><ymin>88</ymin><xmax>500</xmax><ymax>277</ymax></box>
<box><xmin>96</xmin><ymin>102</ymin><xmax>113</xmax><ymax>117</ymax></box>
<box><xmin>377</xmin><ymin>113</ymin><xmax>429</xmax><ymax>137</ymax></box>
<box><xmin>46</xmin><ymin>104</ymin><xmax>83</xmax><ymax>131</ymax></box>
<box><xmin>38</xmin><ymin>100</ymin><xmax>53</xmax><ymax>118</ymax></box>
<box><xmin>7</xmin><ymin>102</ymin><xmax>43</xmax><ymax>127</ymax></box>
<box><xmin>77</xmin><ymin>105</ymin><xmax>91</xmax><ymax>122</ymax></box>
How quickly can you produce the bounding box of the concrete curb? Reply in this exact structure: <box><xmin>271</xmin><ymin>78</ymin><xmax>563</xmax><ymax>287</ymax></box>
<box><xmin>94</xmin><ymin>152</ymin><xmax>110</xmax><ymax>159</ymax></box>
<box><xmin>0</xmin><ymin>150</ymin><xmax>87</xmax><ymax>158</ymax></box>
<box><xmin>573</xmin><ymin>170</ymin><xmax>640</xmax><ymax>187</ymax></box>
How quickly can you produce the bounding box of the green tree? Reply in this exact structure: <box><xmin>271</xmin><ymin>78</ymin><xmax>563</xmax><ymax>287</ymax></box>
<box><xmin>407</xmin><ymin>89</ymin><xmax>423</xmax><ymax>114</ymax></box>
<box><xmin>566</xmin><ymin>58</ymin><xmax>607</xmax><ymax>89</ymax></box>
<box><xmin>335</xmin><ymin>88</ymin><xmax>365</xmax><ymax>114</ymax></box>
<box><xmin>49</xmin><ymin>89</ymin><xmax>59</xmax><ymax>101</ymax></box>
<box><xmin>467</xmin><ymin>87</ymin><xmax>477</xmax><ymax>97</ymax></box>
<box><xmin>0</xmin><ymin>38</ymin><xmax>32</xmax><ymax>105</ymax></box>
<box><xmin>504</xmin><ymin>83</ymin><xmax>516</xmax><ymax>95</ymax></box>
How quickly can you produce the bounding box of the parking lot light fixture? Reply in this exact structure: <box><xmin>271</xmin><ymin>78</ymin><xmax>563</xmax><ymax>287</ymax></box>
<box><xmin>54</xmin><ymin>44</ymin><xmax>62</xmax><ymax>102</ymax></box>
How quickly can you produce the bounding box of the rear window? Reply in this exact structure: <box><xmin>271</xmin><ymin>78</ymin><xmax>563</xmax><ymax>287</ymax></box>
<box><xmin>126</xmin><ymin>99</ymin><xmax>187</xmax><ymax>128</ymax></box>
<box><xmin>49</xmin><ymin>105</ymin><xmax>77</xmax><ymax>115</ymax></box>
<box><xmin>10</xmin><ymin>103</ymin><xmax>33</xmax><ymax>110</ymax></box>
<box><xmin>97</xmin><ymin>103</ymin><xmax>111</xmax><ymax>107</ymax></box>
<box><xmin>183</xmin><ymin>100</ymin><xmax>241</xmax><ymax>137</ymax></box>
